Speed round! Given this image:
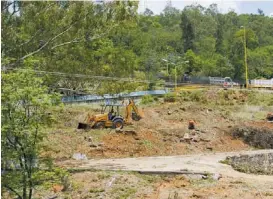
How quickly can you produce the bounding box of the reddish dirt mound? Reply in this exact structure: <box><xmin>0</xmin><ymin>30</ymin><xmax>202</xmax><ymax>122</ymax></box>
<box><xmin>87</xmin><ymin>130</ymin><xmax>249</xmax><ymax>159</ymax></box>
<box><xmin>88</xmin><ymin>130</ymin><xmax>187</xmax><ymax>158</ymax></box>
<box><xmin>244</xmin><ymin>121</ymin><xmax>273</xmax><ymax>129</ymax></box>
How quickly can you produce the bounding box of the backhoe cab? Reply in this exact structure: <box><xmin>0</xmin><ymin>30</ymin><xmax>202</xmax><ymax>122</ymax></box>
<box><xmin>77</xmin><ymin>99</ymin><xmax>143</xmax><ymax>130</ymax></box>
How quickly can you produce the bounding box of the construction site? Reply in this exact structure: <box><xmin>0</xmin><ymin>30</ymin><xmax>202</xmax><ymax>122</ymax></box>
<box><xmin>2</xmin><ymin>1</ymin><xmax>273</xmax><ymax>199</ymax></box>
<box><xmin>33</xmin><ymin>88</ymin><xmax>272</xmax><ymax>199</ymax></box>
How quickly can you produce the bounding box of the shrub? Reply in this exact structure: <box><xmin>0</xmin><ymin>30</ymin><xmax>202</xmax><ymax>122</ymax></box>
<box><xmin>141</xmin><ymin>95</ymin><xmax>154</xmax><ymax>104</ymax></box>
<box><xmin>164</xmin><ymin>93</ymin><xmax>177</xmax><ymax>102</ymax></box>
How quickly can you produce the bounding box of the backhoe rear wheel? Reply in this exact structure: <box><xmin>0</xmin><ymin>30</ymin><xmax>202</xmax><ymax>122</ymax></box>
<box><xmin>94</xmin><ymin>122</ymin><xmax>105</xmax><ymax>129</ymax></box>
<box><xmin>113</xmin><ymin>120</ymin><xmax>124</xmax><ymax>129</ymax></box>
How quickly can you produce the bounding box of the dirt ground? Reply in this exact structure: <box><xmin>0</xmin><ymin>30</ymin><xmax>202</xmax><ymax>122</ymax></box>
<box><xmin>33</xmin><ymin>171</ymin><xmax>273</xmax><ymax>199</ymax></box>
<box><xmin>37</xmin><ymin>98</ymin><xmax>273</xmax><ymax>199</ymax></box>
<box><xmin>45</xmin><ymin>101</ymin><xmax>260</xmax><ymax>161</ymax></box>
<box><xmin>2</xmin><ymin>94</ymin><xmax>272</xmax><ymax>199</ymax></box>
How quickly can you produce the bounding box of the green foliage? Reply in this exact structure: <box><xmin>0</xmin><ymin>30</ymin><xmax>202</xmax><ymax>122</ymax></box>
<box><xmin>164</xmin><ymin>93</ymin><xmax>177</xmax><ymax>102</ymax></box>
<box><xmin>141</xmin><ymin>95</ymin><xmax>154</xmax><ymax>104</ymax></box>
<box><xmin>32</xmin><ymin>167</ymin><xmax>70</xmax><ymax>190</ymax></box>
<box><xmin>1</xmin><ymin>68</ymin><xmax>61</xmax><ymax>199</ymax></box>
<box><xmin>178</xmin><ymin>90</ymin><xmax>208</xmax><ymax>103</ymax></box>
<box><xmin>2</xmin><ymin>2</ymin><xmax>273</xmax><ymax>94</ymax></box>
<box><xmin>141</xmin><ymin>140</ymin><xmax>153</xmax><ymax>149</ymax></box>
<box><xmin>247</xmin><ymin>91</ymin><xmax>273</xmax><ymax>106</ymax></box>
<box><xmin>181</xmin><ymin>12</ymin><xmax>195</xmax><ymax>52</ymax></box>
<box><xmin>111</xmin><ymin>187</ymin><xmax>137</xmax><ymax>199</ymax></box>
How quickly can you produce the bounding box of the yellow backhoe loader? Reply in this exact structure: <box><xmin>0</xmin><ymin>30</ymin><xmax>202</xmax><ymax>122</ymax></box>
<box><xmin>77</xmin><ymin>99</ymin><xmax>143</xmax><ymax>130</ymax></box>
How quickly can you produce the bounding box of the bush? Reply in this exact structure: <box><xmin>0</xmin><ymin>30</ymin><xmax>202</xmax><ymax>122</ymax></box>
<box><xmin>164</xmin><ymin>93</ymin><xmax>177</xmax><ymax>102</ymax></box>
<box><xmin>178</xmin><ymin>90</ymin><xmax>207</xmax><ymax>103</ymax></box>
<box><xmin>141</xmin><ymin>95</ymin><xmax>154</xmax><ymax>104</ymax></box>
<box><xmin>247</xmin><ymin>91</ymin><xmax>273</xmax><ymax>106</ymax></box>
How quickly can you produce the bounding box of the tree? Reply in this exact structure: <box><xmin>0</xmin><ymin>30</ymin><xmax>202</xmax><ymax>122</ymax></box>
<box><xmin>181</xmin><ymin>11</ymin><xmax>195</xmax><ymax>53</ymax></box>
<box><xmin>2</xmin><ymin>1</ymin><xmax>138</xmax><ymax>69</ymax></box>
<box><xmin>215</xmin><ymin>14</ymin><xmax>224</xmax><ymax>54</ymax></box>
<box><xmin>257</xmin><ymin>8</ymin><xmax>264</xmax><ymax>16</ymax></box>
<box><xmin>143</xmin><ymin>8</ymin><xmax>153</xmax><ymax>16</ymax></box>
<box><xmin>184</xmin><ymin>50</ymin><xmax>202</xmax><ymax>74</ymax></box>
<box><xmin>1</xmin><ymin>66</ymin><xmax>61</xmax><ymax>199</ymax></box>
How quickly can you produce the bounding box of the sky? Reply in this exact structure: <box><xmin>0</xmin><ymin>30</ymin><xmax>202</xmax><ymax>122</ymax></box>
<box><xmin>137</xmin><ymin>0</ymin><xmax>273</xmax><ymax>16</ymax></box>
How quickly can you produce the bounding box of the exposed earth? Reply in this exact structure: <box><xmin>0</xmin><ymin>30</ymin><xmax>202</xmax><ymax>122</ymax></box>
<box><xmin>29</xmin><ymin>91</ymin><xmax>273</xmax><ymax>198</ymax></box>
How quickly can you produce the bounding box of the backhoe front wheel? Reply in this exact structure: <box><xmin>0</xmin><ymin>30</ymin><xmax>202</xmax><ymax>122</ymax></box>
<box><xmin>94</xmin><ymin>122</ymin><xmax>105</xmax><ymax>129</ymax></box>
<box><xmin>113</xmin><ymin>120</ymin><xmax>124</xmax><ymax>129</ymax></box>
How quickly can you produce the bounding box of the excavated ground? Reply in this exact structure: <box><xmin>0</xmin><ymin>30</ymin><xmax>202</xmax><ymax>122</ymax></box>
<box><xmin>45</xmin><ymin>102</ymin><xmax>254</xmax><ymax>161</ymax></box>
<box><xmin>34</xmin><ymin>99</ymin><xmax>273</xmax><ymax>199</ymax></box>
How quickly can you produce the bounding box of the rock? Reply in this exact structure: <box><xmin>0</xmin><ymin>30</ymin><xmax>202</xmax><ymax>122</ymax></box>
<box><xmin>206</xmin><ymin>146</ymin><xmax>213</xmax><ymax>151</ymax></box>
<box><xmin>72</xmin><ymin>153</ymin><xmax>88</xmax><ymax>160</ymax></box>
<box><xmin>183</xmin><ymin>133</ymin><xmax>190</xmax><ymax>140</ymax></box>
<box><xmin>168</xmin><ymin>111</ymin><xmax>172</xmax><ymax>115</ymax></box>
<box><xmin>134</xmin><ymin>136</ymin><xmax>140</xmax><ymax>140</ymax></box>
<box><xmin>115</xmin><ymin>128</ymin><xmax>123</xmax><ymax>133</ymax></box>
<box><xmin>192</xmin><ymin>135</ymin><xmax>200</xmax><ymax>142</ymax></box>
<box><xmin>90</xmin><ymin>144</ymin><xmax>98</xmax><ymax>148</ymax></box>
<box><xmin>98</xmin><ymin>143</ymin><xmax>104</xmax><ymax>147</ymax></box>
<box><xmin>124</xmin><ymin>130</ymin><xmax>137</xmax><ymax>135</ymax></box>
<box><xmin>87</xmin><ymin>136</ymin><xmax>93</xmax><ymax>142</ymax></box>
<box><xmin>200</xmin><ymin>130</ymin><xmax>207</xmax><ymax>134</ymax></box>
<box><xmin>180</xmin><ymin>107</ymin><xmax>186</xmax><ymax>111</ymax></box>
<box><xmin>212</xmin><ymin>173</ymin><xmax>222</xmax><ymax>180</ymax></box>
<box><xmin>201</xmin><ymin>175</ymin><xmax>208</xmax><ymax>179</ymax></box>
<box><xmin>181</xmin><ymin>133</ymin><xmax>192</xmax><ymax>143</ymax></box>
<box><xmin>208</xmin><ymin>108</ymin><xmax>213</xmax><ymax>112</ymax></box>
<box><xmin>200</xmin><ymin>137</ymin><xmax>211</xmax><ymax>142</ymax></box>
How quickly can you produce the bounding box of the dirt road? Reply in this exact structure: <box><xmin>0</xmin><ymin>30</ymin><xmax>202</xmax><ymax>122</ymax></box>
<box><xmin>61</xmin><ymin>149</ymin><xmax>273</xmax><ymax>182</ymax></box>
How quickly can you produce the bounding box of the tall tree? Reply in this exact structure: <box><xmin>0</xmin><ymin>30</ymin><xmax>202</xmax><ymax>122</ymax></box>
<box><xmin>181</xmin><ymin>11</ymin><xmax>195</xmax><ymax>53</ymax></box>
<box><xmin>215</xmin><ymin>14</ymin><xmax>224</xmax><ymax>54</ymax></box>
<box><xmin>1</xmin><ymin>67</ymin><xmax>61</xmax><ymax>199</ymax></box>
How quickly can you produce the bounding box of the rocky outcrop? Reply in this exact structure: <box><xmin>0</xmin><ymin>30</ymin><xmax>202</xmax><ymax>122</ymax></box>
<box><xmin>227</xmin><ymin>152</ymin><xmax>273</xmax><ymax>175</ymax></box>
<box><xmin>232</xmin><ymin>126</ymin><xmax>273</xmax><ymax>149</ymax></box>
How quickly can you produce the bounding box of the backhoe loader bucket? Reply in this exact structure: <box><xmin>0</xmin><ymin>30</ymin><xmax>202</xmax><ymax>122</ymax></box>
<box><xmin>77</xmin><ymin>122</ymin><xmax>91</xmax><ymax>129</ymax></box>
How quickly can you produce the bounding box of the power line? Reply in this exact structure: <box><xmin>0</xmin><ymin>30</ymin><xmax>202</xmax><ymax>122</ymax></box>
<box><xmin>12</xmin><ymin>68</ymin><xmax>152</xmax><ymax>83</ymax></box>
<box><xmin>8</xmin><ymin>68</ymin><xmax>189</xmax><ymax>86</ymax></box>
<box><xmin>10</xmin><ymin>69</ymin><xmax>184</xmax><ymax>86</ymax></box>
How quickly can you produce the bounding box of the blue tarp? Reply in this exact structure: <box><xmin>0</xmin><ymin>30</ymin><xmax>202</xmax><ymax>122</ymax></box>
<box><xmin>62</xmin><ymin>90</ymin><xmax>169</xmax><ymax>103</ymax></box>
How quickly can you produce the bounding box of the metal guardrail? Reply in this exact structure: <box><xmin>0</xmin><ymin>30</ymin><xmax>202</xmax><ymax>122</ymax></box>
<box><xmin>251</xmin><ymin>79</ymin><xmax>273</xmax><ymax>88</ymax></box>
<box><xmin>62</xmin><ymin>89</ymin><xmax>169</xmax><ymax>103</ymax></box>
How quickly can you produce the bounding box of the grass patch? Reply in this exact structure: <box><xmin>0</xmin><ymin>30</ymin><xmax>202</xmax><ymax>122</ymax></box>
<box><xmin>141</xmin><ymin>140</ymin><xmax>153</xmax><ymax>149</ymax></box>
<box><xmin>164</xmin><ymin>93</ymin><xmax>177</xmax><ymax>102</ymax></box>
<box><xmin>97</xmin><ymin>172</ymin><xmax>111</xmax><ymax>180</ymax></box>
<box><xmin>89</xmin><ymin>188</ymin><xmax>105</xmax><ymax>193</ymax></box>
<box><xmin>219</xmin><ymin>159</ymin><xmax>230</xmax><ymax>165</ymax></box>
<box><xmin>190</xmin><ymin>174</ymin><xmax>216</xmax><ymax>188</ymax></box>
<box><xmin>141</xmin><ymin>95</ymin><xmax>154</xmax><ymax>105</ymax></box>
<box><xmin>111</xmin><ymin>187</ymin><xmax>137</xmax><ymax>199</ymax></box>
<box><xmin>135</xmin><ymin>173</ymin><xmax>162</xmax><ymax>184</ymax></box>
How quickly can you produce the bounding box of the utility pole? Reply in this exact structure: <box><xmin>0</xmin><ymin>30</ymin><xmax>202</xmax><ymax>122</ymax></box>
<box><xmin>175</xmin><ymin>65</ymin><xmax>177</xmax><ymax>91</ymax></box>
<box><xmin>241</xmin><ymin>26</ymin><xmax>248</xmax><ymax>89</ymax></box>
